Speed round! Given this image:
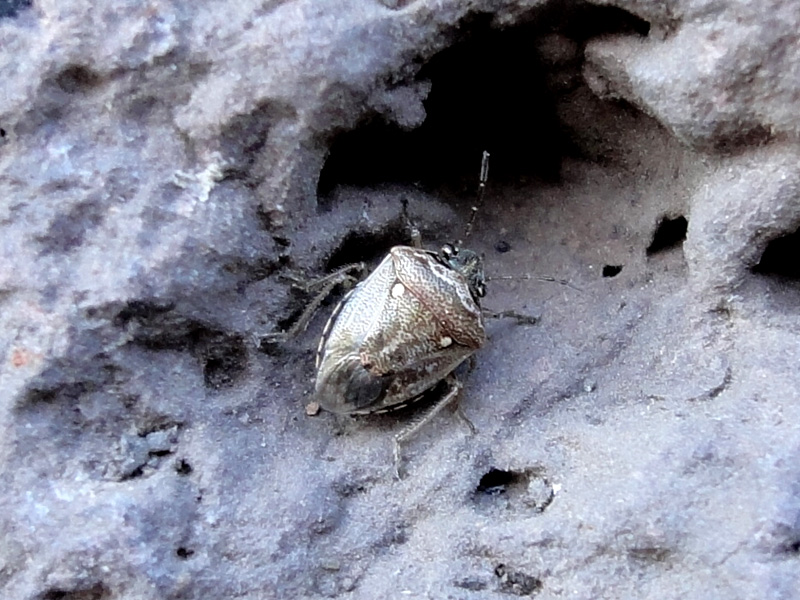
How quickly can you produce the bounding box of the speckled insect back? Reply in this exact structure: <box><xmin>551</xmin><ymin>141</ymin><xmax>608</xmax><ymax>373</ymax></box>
<box><xmin>314</xmin><ymin>243</ymin><xmax>487</xmax><ymax>415</ymax></box>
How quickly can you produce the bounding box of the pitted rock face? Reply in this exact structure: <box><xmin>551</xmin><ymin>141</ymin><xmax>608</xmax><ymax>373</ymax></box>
<box><xmin>4</xmin><ymin>0</ymin><xmax>800</xmax><ymax>598</ymax></box>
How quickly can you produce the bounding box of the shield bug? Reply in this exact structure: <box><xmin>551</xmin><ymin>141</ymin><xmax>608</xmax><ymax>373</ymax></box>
<box><xmin>315</xmin><ymin>235</ymin><xmax>489</xmax><ymax>477</ymax></box>
<box><xmin>266</xmin><ymin>152</ymin><xmax>536</xmax><ymax>477</ymax></box>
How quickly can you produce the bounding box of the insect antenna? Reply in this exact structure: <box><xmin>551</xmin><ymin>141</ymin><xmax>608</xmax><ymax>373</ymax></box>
<box><xmin>463</xmin><ymin>151</ymin><xmax>580</xmax><ymax>292</ymax></box>
<box><xmin>486</xmin><ymin>273</ymin><xmax>583</xmax><ymax>292</ymax></box>
<box><xmin>462</xmin><ymin>150</ymin><xmax>490</xmax><ymax>242</ymax></box>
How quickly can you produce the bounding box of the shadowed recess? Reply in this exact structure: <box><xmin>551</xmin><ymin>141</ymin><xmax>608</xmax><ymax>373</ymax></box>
<box><xmin>175</xmin><ymin>458</ymin><xmax>193</xmax><ymax>475</ymax></box>
<box><xmin>317</xmin><ymin>1</ymin><xmax>650</xmax><ymax>198</ymax></box>
<box><xmin>477</xmin><ymin>468</ymin><xmax>521</xmax><ymax>494</ymax></box>
<box><xmin>752</xmin><ymin>228</ymin><xmax>800</xmax><ymax>280</ymax></box>
<box><xmin>55</xmin><ymin>65</ymin><xmax>102</xmax><ymax>94</ymax></box>
<box><xmin>646</xmin><ymin>215</ymin><xmax>688</xmax><ymax>255</ymax></box>
<box><xmin>324</xmin><ymin>223</ymin><xmax>411</xmax><ymax>271</ymax></box>
<box><xmin>38</xmin><ymin>584</ymin><xmax>110</xmax><ymax>600</ymax></box>
<box><xmin>0</xmin><ymin>0</ymin><xmax>31</xmax><ymax>19</ymax></box>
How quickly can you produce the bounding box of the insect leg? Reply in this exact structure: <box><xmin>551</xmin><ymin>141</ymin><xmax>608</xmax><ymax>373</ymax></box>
<box><xmin>393</xmin><ymin>374</ymin><xmax>466</xmax><ymax>479</ymax></box>
<box><xmin>401</xmin><ymin>197</ymin><xmax>422</xmax><ymax>249</ymax></box>
<box><xmin>483</xmin><ymin>309</ymin><xmax>539</xmax><ymax>325</ymax></box>
<box><xmin>260</xmin><ymin>262</ymin><xmax>365</xmax><ymax>345</ymax></box>
<box><xmin>453</xmin><ymin>356</ymin><xmax>478</xmax><ymax>434</ymax></box>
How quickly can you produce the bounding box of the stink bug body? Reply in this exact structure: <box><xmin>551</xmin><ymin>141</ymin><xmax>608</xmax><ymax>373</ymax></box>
<box><xmin>314</xmin><ymin>243</ymin><xmax>486</xmax><ymax>416</ymax></box>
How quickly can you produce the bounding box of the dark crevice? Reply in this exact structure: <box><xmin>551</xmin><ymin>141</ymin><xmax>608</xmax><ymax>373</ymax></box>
<box><xmin>324</xmin><ymin>223</ymin><xmax>410</xmax><ymax>272</ymax></box>
<box><xmin>477</xmin><ymin>468</ymin><xmax>522</xmax><ymax>494</ymax></box>
<box><xmin>175</xmin><ymin>458</ymin><xmax>193</xmax><ymax>475</ymax></box>
<box><xmin>777</xmin><ymin>539</ymin><xmax>800</xmax><ymax>556</ymax></box>
<box><xmin>495</xmin><ymin>240</ymin><xmax>512</xmax><ymax>253</ymax></box>
<box><xmin>114</xmin><ymin>300</ymin><xmax>248</xmax><ymax>389</ymax></box>
<box><xmin>317</xmin><ymin>1</ymin><xmax>650</xmax><ymax>200</ymax></box>
<box><xmin>218</xmin><ymin>101</ymin><xmax>297</xmax><ymax>176</ymax></box>
<box><xmin>1</xmin><ymin>0</ymin><xmax>32</xmax><ymax>19</ymax></box>
<box><xmin>225</xmin><ymin>255</ymin><xmax>290</xmax><ymax>290</ymax></box>
<box><xmin>474</xmin><ymin>466</ymin><xmax>554</xmax><ymax>513</ymax></box>
<box><xmin>712</xmin><ymin>122</ymin><xmax>772</xmax><ymax>155</ymax></box>
<box><xmin>628</xmin><ymin>546</ymin><xmax>673</xmax><ymax>562</ymax></box>
<box><xmin>38</xmin><ymin>583</ymin><xmax>110</xmax><ymax>600</ymax></box>
<box><xmin>318</xmin><ymin>18</ymin><xmax>560</xmax><ymax>195</ymax></box>
<box><xmin>494</xmin><ymin>564</ymin><xmax>543</xmax><ymax>596</ymax></box>
<box><xmin>202</xmin><ymin>334</ymin><xmax>247</xmax><ymax>389</ymax></box>
<box><xmin>602</xmin><ymin>264</ymin><xmax>622</xmax><ymax>277</ymax></box>
<box><xmin>113</xmin><ymin>299</ymin><xmax>177</xmax><ymax>328</ymax></box>
<box><xmin>55</xmin><ymin>65</ymin><xmax>102</xmax><ymax>94</ymax></box>
<box><xmin>137</xmin><ymin>419</ymin><xmax>182</xmax><ymax>438</ymax></box>
<box><xmin>646</xmin><ymin>215</ymin><xmax>687</xmax><ymax>255</ymax></box>
<box><xmin>752</xmin><ymin>228</ymin><xmax>800</xmax><ymax>280</ymax></box>
<box><xmin>119</xmin><ymin>465</ymin><xmax>145</xmax><ymax>481</ymax></box>
<box><xmin>25</xmin><ymin>381</ymin><xmax>96</xmax><ymax>406</ymax></box>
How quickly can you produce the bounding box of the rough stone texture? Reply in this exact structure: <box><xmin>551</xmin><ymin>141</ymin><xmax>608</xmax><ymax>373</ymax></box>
<box><xmin>2</xmin><ymin>0</ymin><xmax>800</xmax><ymax>599</ymax></box>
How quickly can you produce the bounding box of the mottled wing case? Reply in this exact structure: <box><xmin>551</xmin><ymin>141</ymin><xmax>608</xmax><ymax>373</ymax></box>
<box><xmin>359</xmin><ymin>246</ymin><xmax>485</xmax><ymax>376</ymax></box>
<box><xmin>391</xmin><ymin>246</ymin><xmax>485</xmax><ymax>348</ymax></box>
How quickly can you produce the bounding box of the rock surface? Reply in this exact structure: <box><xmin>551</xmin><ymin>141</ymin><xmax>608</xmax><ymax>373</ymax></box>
<box><xmin>2</xmin><ymin>0</ymin><xmax>800</xmax><ymax>599</ymax></box>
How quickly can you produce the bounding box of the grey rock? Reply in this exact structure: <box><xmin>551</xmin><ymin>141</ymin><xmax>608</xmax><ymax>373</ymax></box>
<box><xmin>2</xmin><ymin>0</ymin><xmax>800</xmax><ymax>599</ymax></box>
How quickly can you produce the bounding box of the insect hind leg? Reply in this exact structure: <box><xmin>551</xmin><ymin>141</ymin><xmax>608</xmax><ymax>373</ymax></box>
<box><xmin>393</xmin><ymin>374</ymin><xmax>470</xmax><ymax>479</ymax></box>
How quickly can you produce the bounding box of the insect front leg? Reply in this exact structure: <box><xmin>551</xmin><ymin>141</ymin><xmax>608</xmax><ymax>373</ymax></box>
<box><xmin>400</xmin><ymin>197</ymin><xmax>422</xmax><ymax>249</ymax></box>
<box><xmin>259</xmin><ymin>262</ymin><xmax>365</xmax><ymax>346</ymax></box>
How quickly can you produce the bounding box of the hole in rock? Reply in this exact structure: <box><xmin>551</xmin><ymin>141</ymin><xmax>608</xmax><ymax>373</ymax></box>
<box><xmin>317</xmin><ymin>2</ymin><xmax>650</xmax><ymax>199</ymax></box>
<box><xmin>780</xmin><ymin>539</ymin><xmax>800</xmax><ymax>555</ymax></box>
<box><xmin>176</xmin><ymin>547</ymin><xmax>195</xmax><ymax>559</ymax></box>
<box><xmin>114</xmin><ymin>299</ymin><xmax>177</xmax><ymax>329</ymax></box>
<box><xmin>39</xmin><ymin>584</ymin><xmax>110</xmax><ymax>600</ymax></box>
<box><xmin>495</xmin><ymin>240</ymin><xmax>512</xmax><ymax>253</ymax></box>
<box><xmin>752</xmin><ymin>228</ymin><xmax>800</xmax><ymax>280</ymax></box>
<box><xmin>175</xmin><ymin>458</ymin><xmax>193</xmax><ymax>475</ymax></box>
<box><xmin>646</xmin><ymin>215</ymin><xmax>687</xmax><ymax>256</ymax></box>
<box><xmin>477</xmin><ymin>468</ymin><xmax>523</xmax><ymax>495</ymax></box>
<box><xmin>55</xmin><ymin>65</ymin><xmax>101</xmax><ymax>94</ymax></box>
<box><xmin>602</xmin><ymin>264</ymin><xmax>622</xmax><ymax>277</ymax></box>
<box><xmin>474</xmin><ymin>466</ymin><xmax>554</xmax><ymax>512</ymax></box>
<box><xmin>494</xmin><ymin>563</ymin><xmax>543</xmax><ymax>596</ymax></box>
